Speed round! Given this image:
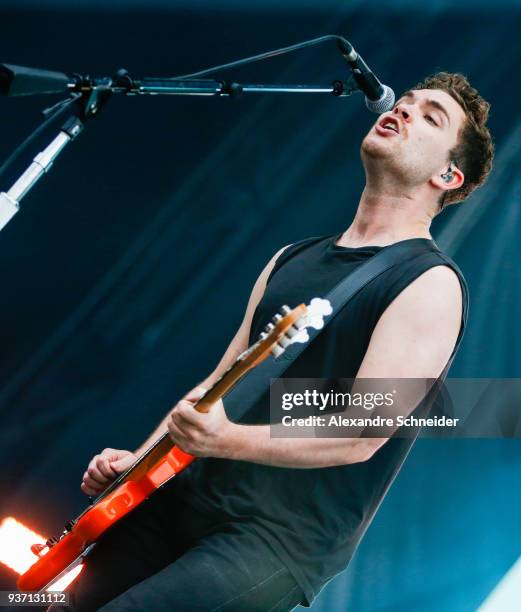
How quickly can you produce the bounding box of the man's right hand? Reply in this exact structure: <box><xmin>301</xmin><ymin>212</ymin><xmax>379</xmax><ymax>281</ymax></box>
<box><xmin>81</xmin><ymin>448</ymin><xmax>137</xmax><ymax>496</ymax></box>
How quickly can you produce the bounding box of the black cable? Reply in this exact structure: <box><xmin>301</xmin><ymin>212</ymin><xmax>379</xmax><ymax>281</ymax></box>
<box><xmin>165</xmin><ymin>34</ymin><xmax>348</xmax><ymax>80</ymax></box>
<box><xmin>0</xmin><ymin>93</ymin><xmax>81</xmax><ymax>183</ymax></box>
<box><xmin>0</xmin><ymin>35</ymin><xmax>349</xmax><ymax>183</ymax></box>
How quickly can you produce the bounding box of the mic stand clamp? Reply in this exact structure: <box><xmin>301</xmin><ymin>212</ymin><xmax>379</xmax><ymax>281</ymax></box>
<box><xmin>0</xmin><ymin>86</ymin><xmax>111</xmax><ymax>231</ymax></box>
<box><xmin>0</xmin><ymin>60</ymin><xmax>361</xmax><ymax>232</ymax></box>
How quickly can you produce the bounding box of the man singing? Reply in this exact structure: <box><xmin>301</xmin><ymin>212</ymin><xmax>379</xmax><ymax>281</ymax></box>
<box><xmin>65</xmin><ymin>72</ymin><xmax>494</xmax><ymax>611</ymax></box>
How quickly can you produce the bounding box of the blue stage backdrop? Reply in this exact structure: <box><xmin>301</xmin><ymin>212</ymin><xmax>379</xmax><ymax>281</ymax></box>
<box><xmin>0</xmin><ymin>2</ymin><xmax>520</xmax><ymax>610</ymax></box>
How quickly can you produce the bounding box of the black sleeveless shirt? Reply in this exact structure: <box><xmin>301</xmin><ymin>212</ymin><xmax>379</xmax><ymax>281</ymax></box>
<box><xmin>179</xmin><ymin>234</ymin><xmax>469</xmax><ymax>606</ymax></box>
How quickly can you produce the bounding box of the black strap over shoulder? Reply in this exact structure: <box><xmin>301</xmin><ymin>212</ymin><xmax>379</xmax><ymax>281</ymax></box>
<box><xmin>224</xmin><ymin>238</ymin><xmax>467</xmax><ymax>422</ymax></box>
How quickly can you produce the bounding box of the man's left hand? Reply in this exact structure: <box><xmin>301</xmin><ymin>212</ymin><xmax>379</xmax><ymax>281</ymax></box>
<box><xmin>167</xmin><ymin>387</ymin><xmax>237</xmax><ymax>458</ymax></box>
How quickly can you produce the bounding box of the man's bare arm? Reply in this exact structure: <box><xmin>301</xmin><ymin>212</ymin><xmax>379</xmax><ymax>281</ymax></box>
<box><xmin>133</xmin><ymin>245</ymin><xmax>289</xmax><ymax>456</ymax></box>
<box><xmin>176</xmin><ymin>264</ymin><xmax>463</xmax><ymax>468</ymax></box>
<box><xmin>82</xmin><ymin>245</ymin><xmax>289</xmax><ymax>494</ymax></box>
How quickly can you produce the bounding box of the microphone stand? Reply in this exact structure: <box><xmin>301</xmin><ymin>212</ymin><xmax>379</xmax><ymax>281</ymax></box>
<box><xmin>0</xmin><ymin>66</ymin><xmax>360</xmax><ymax>232</ymax></box>
<box><xmin>0</xmin><ymin>82</ymin><xmax>113</xmax><ymax>231</ymax></box>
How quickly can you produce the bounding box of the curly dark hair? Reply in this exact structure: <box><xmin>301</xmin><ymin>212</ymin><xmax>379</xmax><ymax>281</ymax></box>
<box><xmin>409</xmin><ymin>72</ymin><xmax>494</xmax><ymax>207</ymax></box>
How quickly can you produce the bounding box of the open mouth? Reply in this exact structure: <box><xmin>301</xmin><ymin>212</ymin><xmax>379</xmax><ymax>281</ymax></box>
<box><xmin>377</xmin><ymin>116</ymin><xmax>400</xmax><ymax>134</ymax></box>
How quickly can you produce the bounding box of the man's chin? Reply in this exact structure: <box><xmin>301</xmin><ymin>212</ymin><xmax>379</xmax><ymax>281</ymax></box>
<box><xmin>361</xmin><ymin>133</ymin><xmax>393</xmax><ymax>159</ymax></box>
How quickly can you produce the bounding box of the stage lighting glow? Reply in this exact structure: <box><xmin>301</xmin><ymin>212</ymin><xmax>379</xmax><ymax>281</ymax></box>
<box><xmin>0</xmin><ymin>517</ymin><xmax>45</xmax><ymax>575</ymax></box>
<box><xmin>0</xmin><ymin>516</ymin><xmax>83</xmax><ymax>591</ymax></box>
<box><xmin>479</xmin><ymin>556</ymin><xmax>521</xmax><ymax>611</ymax></box>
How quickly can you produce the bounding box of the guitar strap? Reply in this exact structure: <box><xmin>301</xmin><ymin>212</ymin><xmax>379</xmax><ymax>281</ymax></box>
<box><xmin>223</xmin><ymin>239</ymin><xmax>468</xmax><ymax>422</ymax></box>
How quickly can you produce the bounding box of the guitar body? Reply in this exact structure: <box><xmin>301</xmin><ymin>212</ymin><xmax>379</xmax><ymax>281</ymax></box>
<box><xmin>17</xmin><ymin>298</ymin><xmax>331</xmax><ymax>592</ymax></box>
<box><xmin>18</xmin><ymin>445</ymin><xmax>195</xmax><ymax>591</ymax></box>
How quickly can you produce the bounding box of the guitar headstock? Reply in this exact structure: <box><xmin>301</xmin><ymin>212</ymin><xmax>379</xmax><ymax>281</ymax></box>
<box><xmin>240</xmin><ymin>298</ymin><xmax>333</xmax><ymax>364</ymax></box>
<box><xmin>191</xmin><ymin>298</ymin><xmax>333</xmax><ymax>411</ymax></box>
<box><xmin>273</xmin><ymin>297</ymin><xmax>333</xmax><ymax>354</ymax></box>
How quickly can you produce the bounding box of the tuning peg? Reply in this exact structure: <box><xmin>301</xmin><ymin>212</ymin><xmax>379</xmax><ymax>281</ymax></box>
<box><xmin>280</xmin><ymin>305</ymin><xmax>291</xmax><ymax>314</ymax></box>
<box><xmin>272</xmin><ymin>313</ymin><xmax>283</xmax><ymax>324</ymax></box>
<box><xmin>271</xmin><ymin>345</ymin><xmax>284</xmax><ymax>358</ymax></box>
<box><xmin>258</xmin><ymin>331</ymin><xmax>268</xmax><ymax>341</ymax></box>
<box><xmin>277</xmin><ymin>336</ymin><xmax>291</xmax><ymax>348</ymax></box>
<box><xmin>265</xmin><ymin>322</ymin><xmax>275</xmax><ymax>332</ymax></box>
<box><xmin>285</xmin><ymin>325</ymin><xmax>299</xmax><ymax>338</ymax></box>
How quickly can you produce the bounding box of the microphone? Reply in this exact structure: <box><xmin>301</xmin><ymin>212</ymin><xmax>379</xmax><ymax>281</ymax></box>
<box><xmin>337</xmin><ymin>39</ymin><xmax>395</xmax><ymax>113</ymax></box>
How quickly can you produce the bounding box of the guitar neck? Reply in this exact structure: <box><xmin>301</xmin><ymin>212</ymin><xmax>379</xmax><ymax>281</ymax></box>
<box><xmin>97</xmin><ymin>352</ymin><xmax>257</xmax><ymax>493</ymax></box>
<box><xmin>88</xmin><ymin>303</ymin><xmax>309</xmax><ymax>505</ymax></box>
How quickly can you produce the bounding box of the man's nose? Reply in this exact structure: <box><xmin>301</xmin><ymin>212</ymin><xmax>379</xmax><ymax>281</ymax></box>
<box><xmin>394</xmin><ymin>104</ymin><xmax>412</xmax><ymax>122</ymax></box>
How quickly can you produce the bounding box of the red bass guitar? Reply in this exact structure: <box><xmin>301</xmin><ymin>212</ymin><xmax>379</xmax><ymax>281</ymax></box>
<box><xmin>18</xmin><ymin>298</ymin><xmax>332</xmax><ymax>592</ymax></box>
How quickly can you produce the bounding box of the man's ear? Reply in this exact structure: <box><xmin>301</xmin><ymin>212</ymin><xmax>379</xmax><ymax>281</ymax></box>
<box><xmin>430</xmin><ymin>165</ymin><xmax>465</xmax><ymax>195</ymax></box>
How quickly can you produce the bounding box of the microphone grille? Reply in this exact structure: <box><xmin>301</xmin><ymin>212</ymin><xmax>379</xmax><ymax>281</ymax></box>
<box><xmin>365</xmin><ymin>85</ymin><xmax>395</xmax><ymax>114</ymax></box>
